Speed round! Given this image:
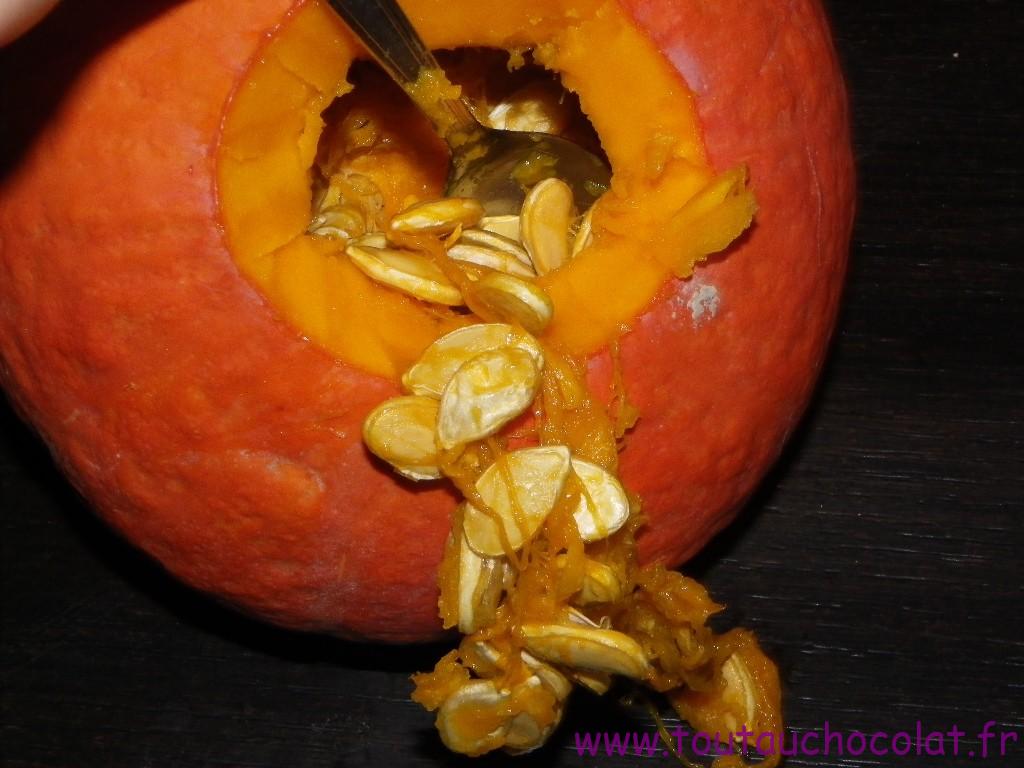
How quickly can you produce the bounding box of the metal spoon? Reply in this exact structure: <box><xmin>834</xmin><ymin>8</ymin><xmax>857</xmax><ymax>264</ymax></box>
<box><xmin>327</xmin><ymin>0</ymin><xmax>610</xmax><ymax>215</ymax></box>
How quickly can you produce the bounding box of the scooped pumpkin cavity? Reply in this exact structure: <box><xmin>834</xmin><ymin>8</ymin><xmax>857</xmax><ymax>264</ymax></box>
<box><xmin>217</xmin><ymin>0</ymin><xmax>755</xmax><ymax>378</ymax></box>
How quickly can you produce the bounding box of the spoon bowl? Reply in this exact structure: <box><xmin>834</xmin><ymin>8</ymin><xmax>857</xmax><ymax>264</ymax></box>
<box><xmin>447</xmin><ymin>131</ymin><xmax>610</xmax><ymax>215</ymax></box>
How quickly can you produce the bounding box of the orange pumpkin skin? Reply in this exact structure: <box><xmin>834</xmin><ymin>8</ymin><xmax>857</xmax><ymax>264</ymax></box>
<box><xmin>0</xmin><ymin>0</ymin><xmax>853</xmax><ymax>641</ymax></box>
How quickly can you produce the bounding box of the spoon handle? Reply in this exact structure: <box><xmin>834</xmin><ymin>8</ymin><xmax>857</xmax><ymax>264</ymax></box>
<box><xmin>326</xmin><ymin>0</ymin><xmax>480</xmax><ymax>138</ymax></box>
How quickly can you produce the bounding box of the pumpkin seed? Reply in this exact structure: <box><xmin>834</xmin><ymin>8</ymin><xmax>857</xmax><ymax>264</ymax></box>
<box><xmin>468</xmin><ymin>272</ymin><xmax>553</xmax><ymax>335</ymax></box>
<box><xmin>563</xmin><ymin>606</ymin><xmax>613</xmax><ymax>631</ymax></box>
<box><xmin>437</xmin><ymin>347</ymin><xmax>541</xmax><ymax>449</ymax></box>
<box><xmin>554</xmin><ymin>554</ymin><xmax>622</xmax><ymax>605</ymax></box>
<box><xmin>479</xmin><ymin>214</ymin><xmax>521</xmax><ymax>241</ymax></box>
<box><xmin>564</xmin><ymin>606</ymin><xmax>600</xmax><ymax>627</ymax></box>
<box><xmin>461</xmin><ymin>642</ymin><xmax>572</xmax><ymax>704</ymax></box>
<box><xmin>459</xmin><ymin>228</ymin><xmax>532</xmax><ymax>268</ymax></box>
<box><xmin>361</xmin><ymin>395</ymin><xmax>442</xmax><ymax>480</ymax></box>
<box><xmin>576</xmin><ymin>558</ymin><xmax>624</xmax><ymax>605</ymax></box>
<box><xmin>457</xmin><ymin>531</ymin><xmax>506</xmax><ymax>633</ymax></box>
<box><xmin>315</xmin><ymin>171</ymin><xmax>384</xmax><ymax>222</ymax></box>
<box><xmin>352</xmin><ymin>232</ymin><xmax>388</xmax><ymax>249</ymax></box>
<box><xmin>463</xmin><ymin>446</ymin><xmax>572</xmax><ymax>557</ymax></box>
<box><xmin>447</xmin><ymin>243</ymin><xmax>536</xmax><ymax>278</ymax></box>
<box><xmin>402</xmin><ymin>323</ymin><xmax>543</xmax><ymax>398</ymax></box>
<box><xmin>521</xmin><ymin>178</ymin><xmax>574</xmax><ymax>275</ymax></box>
<box><xmin>503</xmin><ymin>676</ymin><xmax>564</xmax><ymax>755</ymax></box>
<box><xmin>460</xmin><ymin>638</ymin><xmax>505</xmax><ymax>677</ymax></box>
<box><xmin>566</xmin><ymin>668</ymin><xmax>613</xmax><ymax>695</ymax></box>
<box><xmin>436</xmin><ymin>671</ymin><xmax>567</xmax><ymax>757</ymax></box>
<box><xmin>436</xmin><ymin>680</ymin><xmax>510</xmax><ymax>756</ymax></box>
<box><xmin>308</xmin><ymin>204</ymin><xmax>366</xmax><ymax>240</ymax></box>
<box><xmin>571</xmin><ymin>206</ymin><xmax>594</xmax><ymax>256</ymax></box>
<box><xmin>504</xmin><ymin>713</ymin><xmax>547</xmax><ymax>754</ymax></box>
<box><xmin>520</xmin><ymin>650</ymin><xmax>573</xmax><ymax>701</ymax></box>
<box><xmin>346</xmin><ymin>244</ymin><xmax>463</xmax><ymax>306</ymax></box>
<box><xmin>570</xmin><ymin>457</ymin><xmax>630</xmax><ymax>541</ymax></box>
<box><xmin>486</xmin><ymin>81</ymin><xmax>568</xmax><ymax>135</ymax></box>
<box><xmin>390</xmin><ymin>197</ymin><xmax>485</xmax><ymax>235</ymax></box>
<box><xmin>520</xmin><ymin>622</ymin><xmax>651</xmax><ymax>680</ymax></box>
<box><xmin>721</xmin><ymin>653</ymin><xmax>758</xmax><ymax>732</ymax></box>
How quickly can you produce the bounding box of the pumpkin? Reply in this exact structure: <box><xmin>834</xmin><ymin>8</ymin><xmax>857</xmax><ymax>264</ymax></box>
<box><xmin>0</xmin><ymin>0</ymin><xmax>854</xmax><ymax>644</ymax></box>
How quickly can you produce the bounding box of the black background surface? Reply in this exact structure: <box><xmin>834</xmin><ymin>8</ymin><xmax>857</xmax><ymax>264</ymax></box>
<box><xmin>2</xmin><ymin>1</ymin><xmax>1021</xmax><ymax>766</ymax></box>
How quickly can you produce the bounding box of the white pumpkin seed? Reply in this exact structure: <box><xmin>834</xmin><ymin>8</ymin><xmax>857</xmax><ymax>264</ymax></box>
<box><xmin>436</xmin><ymin>680</ymin><xmax>510</xmax><ymax>756</ymax></box>
<box><xmin>468</xmin><ymin>272</ymin><xmax>553</xmax><ymax>335</ymax></box>
<box><xmin>460</xmin><ymin>638</ymin><xmax>505</xmax><ymax>677</ymax></box>
<box><xmin>361</xmin><ymin>395</ymin><xmax>441</xmax><ymax>480</ymax></box>
<box><xmin>521</xmin><ymin>178</ymin><xmax>574</xmax><ymax>275</ymax></box>
<box><xmin>570</xmin><ymin>457</ymin><xmax>630</xmax><ymax>541</ymax></box>
<box><xmin>721</xmin><ymin>653</ymin><xmax>758</xmax><ymax>732</ymax></box>
<box><xmin>308</xmin><ymin>204</ymin><xmax>365</xmax><ymax>240</ymax></box>
<box><xmin>459</xmin><ymin>228</ymin><xmax>532</xmax><ymax>267</ymax></box>
<box><xmin>437</xmin><ymin>347</ymin><xmax>541</xmax><ymax>449</ymax></box>
<box><xmin>504</xmin><ymin>712</ymin><xmax>547</xmax><ymax>754</ymax></box>
<box><xmin>351</xmin><ymin>232</ymin><xmax>388</xmax><ymax>249</ymax></box>
<box><xmin>564</xmin><ymin>606</ymin><xmax>601</xmax><ymax>627</ymax></box>
<box><xmin>457</xmin><ymin>530</ymin><xmax>506</xmax><ymax>634</ymax></box>
<box><xmin>486</xmin><ymin>82</ymin><xmax>567</xmax><ymax>135</ymax></box>
<box><xmin>346</xmin><ymin>244</ymin><xmax>463</xmax><ymax>306</ymax></box>
<box><xmin>459</xmin><ymin>643</ymin><xmax>572</xmax><ymax>705</ymax></box>
<box><xmin>576</xmin><ymin>558</ymin><xmax>624</xmax><ymax>605</ymax></box>
<box><xmin>554</xmin><ymin>554</ymin><xmax>623</xmax><ymax>605</ymax></box>
<box><xmin>567</xmin><ymin>668</ymin><xmax>613</xmax><ymax>695</ymax></box>
<box><xmin>390</xmin><ymin>197</ymin><xmax>485</xmax><ymax>235</ymax></box>
<box><xmin>572</xmin><ymin>207</ymin><xmax>595</xmax><ymax>256</ymax></box>
<box><xmin>463</xmin><ymin>446</ymin><xmax>572</xmax><ymax>557</ymax></box>
<box><xmin>479</xmin><ymin>214</ymin><xmax>521</xmax><ymax>241</ymax></box>
<box><xmin>315</xmin><ymin>171</ymin><xmax>384</xmax><ymax>227</ymax></box>
<box><xmin>402</xmin><ymin>323</ymin><xmax>543</xmax><ymax>398</ymax></box>
<box><xmin>520</xmin><ymin>651</ymin><xmax>573</xmax><ymax>701</ymax></box>
<box><xmin>503</xmin><ymin>676</ymin><xmax>563</xmax><ymax>755</ymax></box>
<box><xmin>520</xmin><ymin>622</ymin><xmax>651</xmax><ymax>680</ymax></box>
<box><xmin>448</xmin><ymin>243</ymin><xmax>536</xmax><ymax>278</ymax></box>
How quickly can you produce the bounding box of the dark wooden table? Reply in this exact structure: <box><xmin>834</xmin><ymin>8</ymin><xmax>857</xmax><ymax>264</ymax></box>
<box><xmin>2</xmin><ymin>1</ymin><xmax>1021</xmax><ymax>766</ymax></box>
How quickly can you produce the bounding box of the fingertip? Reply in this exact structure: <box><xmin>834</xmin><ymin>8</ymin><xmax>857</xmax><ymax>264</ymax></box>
<box><xmin>0</xmin><ymin>0</ymin><xmax>61</xmax><ymax>47</ymax></box>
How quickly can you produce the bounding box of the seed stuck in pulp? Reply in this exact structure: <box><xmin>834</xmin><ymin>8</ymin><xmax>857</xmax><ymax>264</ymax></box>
<box><xmin>467</xmin><ymin>272</ymin><xmax>554</xmax><ymax>335</ymax></box>
<box><xmin>390</xmin><ymin>197</ymin><xmax>485</xmax><ymax>235</ymax></box>
<box><xmin>437</xmin><ymin>346</ymin><xmax>541</xmax><ymax>449</ymax></box>
<box><xmin>462</xmin><ymin>446</ymin><xmax>572</xmax><ymax>556</ymax></box>
<box><xmin>521</xmin><ymin>177</ymin><xmax>574</xmax><ymax>275</ymax></box>
<box><xmin>346</xmin><ymin>244</ymin><xmax>464</xmax><ymax>305</ymax></box>
<box><xmin>403</xmin><ymin>323</ymin><xmax>543</xmax><ymax>398</ymax></box>
<box><xmin>520</xmin><ymin>621</ymin><xmax>651</xmax><ymax>680</ymax></box>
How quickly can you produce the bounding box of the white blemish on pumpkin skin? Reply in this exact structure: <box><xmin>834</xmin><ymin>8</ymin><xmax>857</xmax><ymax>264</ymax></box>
<box><xmin>688</xmin><ymin>284</ymin><xmax>720</xmax><ymax>324</ymax></box>
<box><xmin>670</xmin><ymin>280</ymin><xmax>721</xmax><ymax>326</ymax></box>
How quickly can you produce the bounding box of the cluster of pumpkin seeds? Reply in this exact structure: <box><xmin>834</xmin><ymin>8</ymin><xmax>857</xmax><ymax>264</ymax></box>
<box><xmin>363</xmin><ymin>317</ymin><xmax>655</xmax><ymax>755</ymax></box>
<box><xmin>362</xmin><ymin>317</ymin><xmax>767</xmax><ymax>758</ymax></box>
<box><xmin>339</xmin><ymin>172</ymin><xmax>647</xmax><ymax>751</ymax></box>
<box><xmin>325</xmin><ymin>177</ymin><xmax>634</xmax><ymax>754</ymax></box>
<box><xmin>310</xmin><ymin>174</ymin><xmax>593</xmax><ymax>335</ymax></box>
